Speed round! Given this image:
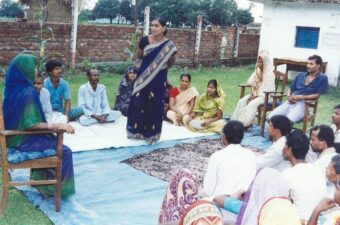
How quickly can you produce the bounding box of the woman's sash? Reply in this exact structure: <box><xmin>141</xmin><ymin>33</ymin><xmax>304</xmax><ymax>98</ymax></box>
<box><xmin>174</xmin><ymin>87</ymin><xmax>198</xmax><ymax>114</ymax></box>
<box><xmin>133</xmin><ymin>40</ymin><xmax>177</xmax><ymax>95</ymax></box>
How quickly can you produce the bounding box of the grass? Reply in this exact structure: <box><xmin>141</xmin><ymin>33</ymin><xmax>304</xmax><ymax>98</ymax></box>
<box><xmin>0</xmin><ymin>65</ymin><xmax>339</xmax><ymax>224</ymax></box>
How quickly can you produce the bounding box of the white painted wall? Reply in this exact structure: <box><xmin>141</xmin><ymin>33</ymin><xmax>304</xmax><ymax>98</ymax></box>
<box><xmin>259</xmin><ymin>2</ymin><xmax>340</xmax><ymax>86</ymax></box>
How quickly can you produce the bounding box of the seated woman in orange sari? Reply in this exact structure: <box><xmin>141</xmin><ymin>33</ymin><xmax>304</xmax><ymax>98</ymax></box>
<box><xmin>183</xmin><ymin>79</ymin><xmax>225</xmax><ymax>133</ymax></box>
<box><xmin>166</xmin><ymin>73</ymin><xmax>198</xmax><ymax>126</ymax></box>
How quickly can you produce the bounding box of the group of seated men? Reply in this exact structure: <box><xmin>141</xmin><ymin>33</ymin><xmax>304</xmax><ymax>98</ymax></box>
<box><xmin>34</xmin><ymin>60</ymin><xmax>121</xmax><ymax>126</ymax></box>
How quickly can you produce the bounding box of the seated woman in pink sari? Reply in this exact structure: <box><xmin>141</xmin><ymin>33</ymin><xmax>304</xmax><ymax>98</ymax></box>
<box><xmin>166</xmin><ymin>74</ymin><xmax>198</xmax><ymax>126</ymax></box>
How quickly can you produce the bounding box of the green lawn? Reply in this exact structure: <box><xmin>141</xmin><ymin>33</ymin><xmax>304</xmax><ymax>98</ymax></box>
<box><xmin>0</xmin><ymin>66</ymin><xmax>339</xmax><ymax>224</ymax></box>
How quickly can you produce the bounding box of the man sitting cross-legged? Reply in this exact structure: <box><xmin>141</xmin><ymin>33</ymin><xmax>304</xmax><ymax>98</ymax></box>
<box><xmin>268</xmin><ymin>55</ymin><xmax>328</xmax><ymax>123</ymax></box>
<box><xmin>78</xmin><ymin>68</ymin><xmax>121</xmax><ymax>126</ymax></box>
<box><xmin>257</xmin><ymin>115</ymin><xmax>292</xmax><ymax>172</ymax></box>
<box><xmin>282</xmin><ymin>129</ymin><xmax>327</xmax><ymax>223</ymax></box>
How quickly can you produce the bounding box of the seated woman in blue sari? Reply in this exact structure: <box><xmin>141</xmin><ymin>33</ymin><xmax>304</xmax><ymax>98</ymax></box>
<box><xmin>3</xmin><ymin>53</ymin><xmax>76</xmax><ymax>197</ymax></box>
<box><xmin>127</xmin><ymin>18</ymin><xmax>177</xmax><ymax>144</ymax></box>
<box><xmin>114</xmin><ymin>67</ymin><xmax>137</xmax><ymax>117</ymax></box>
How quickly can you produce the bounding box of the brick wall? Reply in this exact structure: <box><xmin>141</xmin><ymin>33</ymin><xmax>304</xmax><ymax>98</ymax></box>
<box><xmin>26</xmin><ymin>0</ymin><xmax>72</xmax><ymax>24</ymax></box>
<box><xmin>0</xmin><ymin>22</ymin><xmax>260</xmax><ymax>66</ymax></box>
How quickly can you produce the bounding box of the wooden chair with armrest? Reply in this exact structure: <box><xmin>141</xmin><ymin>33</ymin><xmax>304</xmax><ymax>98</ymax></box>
<box><xmin>0</xmin><ymin>97</ymin><xmax>64</xmax><ymax>215</ymax></box>
<box><xmin>238</xmin><ymin>70</ymin><xmax>288</xmax><ymax>135</ymax></box>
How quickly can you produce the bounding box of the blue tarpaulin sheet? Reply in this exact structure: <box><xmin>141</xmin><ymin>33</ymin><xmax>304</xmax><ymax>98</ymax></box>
<box><xmin>12</xmin><ymin>127</ymin><xmax>271</xmax><ymax>225</ymax></box>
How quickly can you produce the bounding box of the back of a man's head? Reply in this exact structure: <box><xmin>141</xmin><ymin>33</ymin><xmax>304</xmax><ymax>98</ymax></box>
<box><xmin>286</xmin><ymin>129</ymin><xmax>309</xmax><ymax>160</ymax></box>
<box><xmin>312</xmin><ymin>125</ymin><xmax>335</xmax><ymax>148</ymax></box>
<box><xmin>270</xmin><ymin>115</ymin><xmax>292</xmax><ymax>136</ymax></box>
<box><xmin>222</xmin><ymin>120</ymin><xmax>244</xmax><ymax>144</ymax></box>
<box><xmin>331</xmin><ymin>154</ymin><xmax>340</xmax><ymax>175</ymax></box>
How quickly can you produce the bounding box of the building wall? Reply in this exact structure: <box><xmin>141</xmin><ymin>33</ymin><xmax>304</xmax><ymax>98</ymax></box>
<box><xmin>26</xmin><ymin>0</ymin><xmax>72</xmax><ymax>24</ymax></box>
<box><xmin>259</xmin><ymin>2</ymin><xmax>340</xmax><ymax>86</ymax></box>
<box><xmin>0</xmin><ymin>22</ymin><xmax>260</xmax><ymax>67</ymax></box>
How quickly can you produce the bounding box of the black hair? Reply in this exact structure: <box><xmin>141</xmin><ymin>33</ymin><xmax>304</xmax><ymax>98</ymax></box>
<box><xmin>308</xmin><ymin>55</ymin><xmax>323</xmax><ymax>66</ymax></box>
<box><xmin>222</xmin><ymin>120</ymin><xmax>244</xmax><ymax>144</ymax></box>
<box><xmin>207</xmin><ymin>79</ymin><xmax>218</xmax><ymax>95</ymax></box>
<box><xmin>35</xmin><ymin>72</ymin><xmax>44</xmax><ymax>80</ymax></box>
<box><xmin>152</xmin><ymin>18</ymin><xmax>167</xmax><ymax>35</ymax></box>
<box><xmin>286</xmin><ymin>129</ymin><xmax>309</xmax><ymax>160</ymax></box>
<box><xmin>180</xmin><ymin>73</ymin><xmax>191</xmax><ymax>82</ymax></box>
<box><xmin>331</xmin><ymin>155</ymin><xmax>340</xmax><ymax>174</ymax></box>
<box><xmin>335</xmin><ymin>104</ymin><xmax>340</xmax><ymax>110</ymax></box>
<box><xmin>86</xmin><ymin>68</ymin><xmax>99</xmax><ymax>76</ymax></box>
<box><xmin>312</xmin><ymin>125</ymin><xmax>335</xmax><ymax>147</ymax></box>
<box><xmin>269</xmin><ymin>115</ymin><xmax>292</xmax><ymax>136</ymax></box>
<box><xmin>45</xmin><ymin>60</ymin><xmax>62</xmax><ymax>73</ymax></box>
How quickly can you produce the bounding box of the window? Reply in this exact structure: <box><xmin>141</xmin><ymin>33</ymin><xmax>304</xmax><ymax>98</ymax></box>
<box><xmin>295</xmin><ymin>26</ymin><xmax>320</xmax><ymax>49</ymax></box>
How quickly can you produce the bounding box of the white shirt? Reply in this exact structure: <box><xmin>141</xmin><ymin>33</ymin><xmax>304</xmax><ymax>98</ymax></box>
<box><xmin>256</xmin><ymin>136</ymin><xmax>292</xmax><ymax>172</ymax></box>
<box><xmin>331</xmin><ymin>124</ymin><xmax>340</xmax><ymax>143</ymax></box>
<box><xmin>78</xmin><ymin>82</ymin><xmax>111</xmax><ymax>116</ymax></box>
<box><xmin>281</xmin><ymin>163</ymin><xmax>327</xmax><ymax>221</ymax></box>
<box><xmin>203</xmin><ymin>144</ymin><xmax>257</xmax><ymax>198</ymax></box>
<box><xmin>39</xmin><ymin>87</ymin><xmax>53</xmax><ymax>122</ymax></box>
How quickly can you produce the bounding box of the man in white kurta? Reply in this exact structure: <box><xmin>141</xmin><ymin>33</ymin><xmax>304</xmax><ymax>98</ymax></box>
<box><xmin>257</xmin><ymin>115</ymin><xmax>292</xmax><ymax>172</ymax></box>
<box><xmin>203</xmin><ymin>121</ymin><xmax>256</xmax><ymax>198</ymax></box>
<box><xmin>282</xmin><ymin>129</ymin><xmax>327</xmax><ymax>222</ymax></box>
<box><xmin>34</xmin><ymin>74</ymin><xmax>67</xmax><ymax>124</ymax></box>
<box><xmin>78</xmin><ymin>69</ymin><xmax>121</xmax><ymax>126</ymax></box>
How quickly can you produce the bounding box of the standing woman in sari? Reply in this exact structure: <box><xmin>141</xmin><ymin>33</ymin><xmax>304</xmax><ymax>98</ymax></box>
<box><xmin>3</xmin><ymin>53</ymin><xmax>75</xmax><ymax>197</ymax></box>
<box><xmin>183</xmin><ymin>79</ymin><xmax>225</xmax><ymax>133</ymax></box>
<box><xmin>166</xmin><ymin>74</ymin><xmax>198</xmax><ymax>126</ymax></box>
<box><xmin>127</xmin><ymin>18</ymin><xmax>177</xmax><ymax>144</ymax></box>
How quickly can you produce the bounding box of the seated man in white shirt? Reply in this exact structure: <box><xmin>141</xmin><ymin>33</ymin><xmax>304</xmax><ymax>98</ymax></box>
<box><xmin>332</xmin><ymin>104</ymin><xmax>340</xmax><ymax>153</ymax></box>
<box><xmin>203</xmin><ymin>120</ymin><xmax>257</xmax><ymax>199</ymax></box>
<box><xmin>34</xmin><ymin>73</ymin><xmax>67</xmax><ymax>124</ymax></box>
<box><xmin>78</xmin><ymin>69</ymin><xmax>121</xmax><ymax>126</ymax></box>
<box><xmin>282</xmin><ymin>129</ymin><xmax>327</xmax><ymax>223</ymax></box>
<box><xmin>308</xmin><ymin>159</ymin><xmax>340</xmax><ymax>225</ymax></box>
<box><xmin>310</xmin><ymin>125</ymin><xmax>337</xmax><ymax>192</ymax></box>
<box><xmin>257</xmin><ymin>115</ymin><xmax>292</xmax><ymax>172</ymax></box>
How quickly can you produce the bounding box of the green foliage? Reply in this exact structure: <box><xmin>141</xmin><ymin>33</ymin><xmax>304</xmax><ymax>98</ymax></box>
<box><xmin>0</xmin><ymin>0</ymin><xmax>23</xmax><ymax>18</ymax></box>
<box><xmin>80</xmin><ymin>59</ymin><xmax>94</xmax><ymax>70</ymax></box>
<box><xmin>234</xmin><ymin>9</ymin><xmax>253</xmax><ymax>25</ymax></box>
<box><xmin>78</xmin><ymin>9</ymin><xmax>93</xmax><ymax>24</ymax></box>
<box><xmin>119</xmin><ymin>0</ymin><xmax>133</xmax><ymax>22</ymax></box>
<box><xmin>92</xmin><ymin>0</ymin><xmax>120</xmax><ymax>24</ymax></box>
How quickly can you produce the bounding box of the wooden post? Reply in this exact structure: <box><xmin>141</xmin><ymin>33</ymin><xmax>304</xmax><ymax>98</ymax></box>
<box><xmin>194</xmin><ymin>15</ymin><xmax>202</xmax><ymax>67</ymax></box>
<box><xmin>134</xmin><ymin>0</ymin><xmax>139</xmax><ymax>27</ymax></box>
<box><xmin>143</xmin><ymin>6</ymin><xmax>150</xmax><ymax>36</ymax></box>
<box><xmin>70</xmin><ymin>0</ymin><xmax>79</xmax><ymax>69</ymax></box>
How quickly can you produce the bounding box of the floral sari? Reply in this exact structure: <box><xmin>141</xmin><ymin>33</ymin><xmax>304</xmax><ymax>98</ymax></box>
<box><xmin>127</xmin><ymin>39</ymin><xmax>177</xmax><ymax>144</ymax></box>
<box><xmin>3</xmin><ymin>54</ymin><xmax>75</xmax><ymax>197</ymax></box>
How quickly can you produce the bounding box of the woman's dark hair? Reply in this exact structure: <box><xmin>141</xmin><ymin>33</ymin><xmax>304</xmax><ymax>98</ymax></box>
<box><xmin>331</xmin><ymin>155</ymin><xmax>340</xmax><ymax>174</ymax></box>
<box><xmin>153</xmin><ymin>18</ymin><xmax>167</xmax><ymax>35</ymax></box>
<box><xmin>207</xmin><ymin>79</ymin><xmax>218</xmax><ymax>95</ymax></box>
<box><xmin>45</xmin><ymin>60</ymin><xmax>62</xmax><ymax>73</ymax></box>
<box><xmin>312</xmin><ymin>125</ymin><xmax>335</xmax><ymax>148</ymax></box>
<box><xmin>269</xmin><ymin>115</ymin><xmax>292</xmax><ymax>136</ymax></box>
<box><xmin>286</xmin><ymin>129</ymin><xmax>309</xmax><ymax>160</ymax></box>
<box><xmin>180</xmin><ymin>73</ymin><xmax>191</xmax><ymax>82</ymax></box>
<box><xmin>222</xmin><ymin>120</ymin><xmax>244</xmax><ymax>144</ymax></box>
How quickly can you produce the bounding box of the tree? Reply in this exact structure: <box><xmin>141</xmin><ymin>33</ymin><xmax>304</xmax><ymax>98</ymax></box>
<box><xmin>0</xmin><ymin>0</ymin><xmax>23</xmax><ymax>18</ymax></box>
<box><xmin>78</xmin><ymin>9</ymin><xmax>93</xmax><ymax>23</ymax></box>
<box><xmin>119</xmin><ymin>0</ymin><xmax>133</xmax><ymax>23</ymax></box>
<box><xmin>208</xmin><ymin>0</ymin><xmax>238</xmax><ymax>27</ymax></box>
<box><xmin>234</xmin><ymin>9</ymin><xmax>253</xmax><ymax>25</ymax></box>
<box><xmin>92</xmin><ymin>0</ymin><xmax>120</xmax><ymax>24</ymax></box>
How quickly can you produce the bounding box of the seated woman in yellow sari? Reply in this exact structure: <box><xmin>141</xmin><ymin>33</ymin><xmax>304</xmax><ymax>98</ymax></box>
<box><xmin>166</xmin><ymin>73</ymin><xmax>198</xmax><ymax>126</ymax></box>
<box><xmin>183</xmin><ymin>79</ymin><xmax>225</xmax><ymax>133</ymax></box>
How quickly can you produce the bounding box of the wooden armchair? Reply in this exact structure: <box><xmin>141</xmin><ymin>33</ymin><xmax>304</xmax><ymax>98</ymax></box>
<box><xmin>238</xmin><ymin>70</ymin><xmax>288</xmax><ymax>135</ymax></box>
<box><xmin>0</xmin><ymin>98</ymin><xmax>64</xmax><ymax>215</ymax></box>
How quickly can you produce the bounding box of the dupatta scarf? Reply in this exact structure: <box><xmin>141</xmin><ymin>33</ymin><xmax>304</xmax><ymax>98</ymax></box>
<box><xmin>193</xmin><ymin>81</ymin><xmax>225</xmax><ymax>119</ymax></box>
<box><xmin>3</xmin><ymin>53</ymin><xmax>46</xmax><ymax>147</ymax></box>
